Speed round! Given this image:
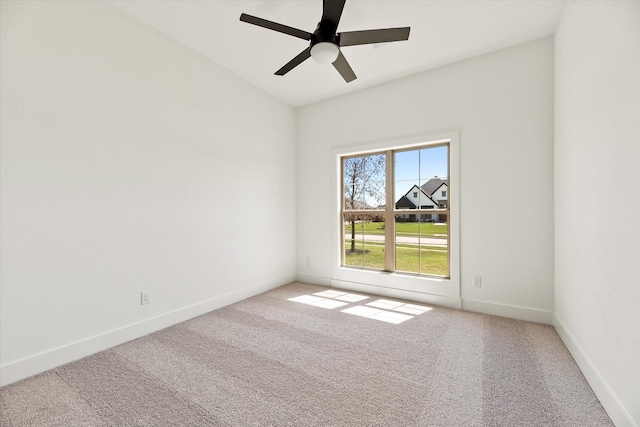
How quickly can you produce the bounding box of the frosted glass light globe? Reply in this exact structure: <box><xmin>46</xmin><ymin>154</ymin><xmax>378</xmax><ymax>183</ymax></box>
<box><xmin>310</xmin><ymin>42</ymin><xmax>340</xmax><ymax>64</ymax></box>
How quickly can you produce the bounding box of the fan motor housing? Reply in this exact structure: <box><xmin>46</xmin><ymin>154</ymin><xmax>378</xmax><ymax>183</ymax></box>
<box><xmin>311</xmin><ymin>22</ymin><xmax>340</xmax><ymax>47</ymax></box>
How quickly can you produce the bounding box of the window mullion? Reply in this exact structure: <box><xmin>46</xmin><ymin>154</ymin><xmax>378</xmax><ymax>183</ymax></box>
<box><xmin>384</xmin><ymin>150</ymin><xmax>394</xmax><ymax>271</ymax></box>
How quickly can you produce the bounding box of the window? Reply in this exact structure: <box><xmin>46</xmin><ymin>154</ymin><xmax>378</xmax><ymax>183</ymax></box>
<box><xmin>442</xmin><ymin>191</ymin><xmax>447</xmax><ymax>197</ymax></box>
<box><xmin>341</xmin><ymin>143</ymin><xmax>450</xmax><ymax>278</ymax></box>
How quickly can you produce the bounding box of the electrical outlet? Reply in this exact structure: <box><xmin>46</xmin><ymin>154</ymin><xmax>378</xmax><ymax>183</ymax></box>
<box><xmin>141</xmin><ymin>291</ymin><xmax>151</xmax><ymax>305</ymax></box>
<box><xmin>472</xmin><ymin>276</ymin><xmax>482</xmax><ymax>287</ymax></box>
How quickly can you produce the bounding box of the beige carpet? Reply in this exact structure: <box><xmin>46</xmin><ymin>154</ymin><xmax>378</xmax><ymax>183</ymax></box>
<box><xmin>0</xmin><ymin>282</ymin><xmax>613</xmax><ymax>426</ymax></box>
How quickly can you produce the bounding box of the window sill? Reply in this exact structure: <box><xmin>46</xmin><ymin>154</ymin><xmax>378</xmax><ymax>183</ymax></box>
<box><xmin>332</xmin><ymin>266</ymin><xmax>459</xmax><ymax>300</ymax></box>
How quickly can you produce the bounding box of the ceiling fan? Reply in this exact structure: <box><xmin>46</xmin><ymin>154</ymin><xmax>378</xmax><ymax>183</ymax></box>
<box><xmin>240</xmin><ymin>0</ymin><xmax>410</xmax><ymax>83</ymax></box>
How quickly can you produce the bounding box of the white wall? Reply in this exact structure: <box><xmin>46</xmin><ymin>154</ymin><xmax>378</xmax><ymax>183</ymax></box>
<box><xmin>0</xmin><ymin>1</ymin><xmax>296</xmax><ymax>385</ymax></box>
<box><xmin>554</xmin><ymin>2</ymin><xmax>640</xmax><ymax>426</ymax></box>
<box><xmin>297</xmin><ymin>37</ymin><xmax>555</xmax><ymax>323</ymax></box>
<box><xmin>431</xmin><ymin>183</ymin><xmax>448</xmax><ymax>205</ymax></box>
<box><xmin>406</xmin><ymin>186</ymin><xmax>436</xmax><ymax>209</ymax></box>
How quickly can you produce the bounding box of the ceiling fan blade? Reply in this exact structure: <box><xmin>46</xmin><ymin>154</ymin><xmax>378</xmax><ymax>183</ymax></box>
<box><xmin>240</xmin><ymin>13</ymin><xmax>312</xmax><ymax>41</ymax></box>
<box><xmin>322</xmin><ymin>0</ymin><xmax>347</xmax><ymax>29</ymax></box>
<box><xmin>332</xmin><ymin>50</ymin><xmax>356</xmax><ymax>83</ymax></box>
<box><xmin>339</xmin><ymin>27</ymin><xmax>411</xmax><ymax>47</ymax></box>
<box><xmin>275</xmin><ymin>48</ymin><xmax>312</xmax><ymax>76</ymax></box>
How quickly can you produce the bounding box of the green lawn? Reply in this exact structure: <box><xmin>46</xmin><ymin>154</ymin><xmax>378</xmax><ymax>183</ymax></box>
<box><xmin>344</xmin><ymin>221</ymin><xmax>447</xmax><ymax>237</ymax></box>
<box><xmin>344</xmin><ymin>240</ymin><xmax>448</xmax><ymax>277</ymax></box>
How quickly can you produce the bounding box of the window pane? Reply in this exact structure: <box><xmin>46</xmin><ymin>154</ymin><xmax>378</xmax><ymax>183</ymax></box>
<box><xmin>419</xmin><ymin>145</ymin><xmax>448</xmax><ymax>208</ymax></box>
<box><xmin>343</xmin><ymin>213</ymin><xmax>385</xmax><ymax>270</ymax></box>
<box><xmin>419</xmin><ymin>146</ymin><xmax>448</xmax><ymax>182</ymax></box>
<box><xmin>395</xmin><ymin>216</ymin><xmax>448</xmax><ymax>277</ymax></box>
<box><xmin>394</xmin><ymin>150</ymin><xmax>419</xmax><ymax>209</ymax></box>
<box><xmin>395</xmin><ymin>215</ymin><xmax>420</xmax><ymax>274</ymax></box>
<box><xmin>343</xmin><ymin>154</ymin><xmax>386</xmax><ymax>210</ymax></box>
<box><xmin>419</xmin><ymin>221</ymin><xmax>448</xmax><ymax>277</ymax></box>
<box><xmin>396</xmin><ymin>146</ymin><xmax>448</xmax><ymax>210</ymax></box>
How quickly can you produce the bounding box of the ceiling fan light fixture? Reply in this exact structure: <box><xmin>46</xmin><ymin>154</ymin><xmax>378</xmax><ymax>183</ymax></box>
<box><xmin>240</xmin><ymin>0</ymin><xmax>411</xmax><ymax>82</ymax></box>
<box><xmin>310</xmin><ymin>42</ymin><xmax>339</xmax><ymax>64</ymax></box>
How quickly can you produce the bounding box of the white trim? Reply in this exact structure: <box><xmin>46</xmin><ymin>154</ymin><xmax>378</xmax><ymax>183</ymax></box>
<box><xmin>332</xmin><ymin>267</ymin><xmax>459</xmax><ymax>299</ymax></box>
<box><xmin>0</xmin><ymin>274</ymin><xmax>296</xmax><ymax>387</ymax></box>
<box><xmin>331</xmin><ymin>278</ymin><xmax>462</xmax><ymax>310</ymax></box>
<box><xmin>463</xmin><ymin>298</ymin><xmax>553</xmax><ymax>325</ymax></box>
<box><xmin>331</xmin><ymin>130</ymin><xmax>460</xmax><ymax>299</ymax></box>
<box><xmin>296</xmin><ymin>273</ymin><xmax>332</xmax><ymax>287</ymax></box>
<box><xmin>553</xmin><ymin>314</ymin><xmax>638</xmax><ymax>427</ymax></box>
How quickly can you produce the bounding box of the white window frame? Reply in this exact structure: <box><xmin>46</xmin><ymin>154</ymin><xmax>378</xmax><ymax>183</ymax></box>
<box><xmin>331</xmin><ymin>131</ymin><xmax>460</xmax><ymax>307</ymax></box>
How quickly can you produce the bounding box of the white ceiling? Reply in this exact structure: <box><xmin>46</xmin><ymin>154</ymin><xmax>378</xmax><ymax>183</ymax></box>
<box><xmin>107</xmin><ymin>0</ymin><xmax>566</xmax><ymax>107</ymax></box>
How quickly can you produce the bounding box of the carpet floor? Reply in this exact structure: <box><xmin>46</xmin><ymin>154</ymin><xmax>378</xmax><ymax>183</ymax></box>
<box><xmin>0</xmin><ymin>282</ymin><xmax>613</xmax><ymax>426</ymax></box>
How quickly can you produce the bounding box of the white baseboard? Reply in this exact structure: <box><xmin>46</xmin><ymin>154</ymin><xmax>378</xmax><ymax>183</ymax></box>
<box><xmin>330</xmin><ymin>278</ymin><xmax>462</xmax><ymax>310</ymax></box>
<box><xmin>0</xmin><ymin>274</ymin><xmax>296</xmax><ymax>388</ymax></box>
<box><xmin>462</xmin><ymin>298</ymin><xmax>553</xmax><ymax>324</ymax></box>
<box><xmin>553</xmin><ymin>314</ymin><xmax>637</xmax><ymax>427</ymax></box>
<box><xmin>295</xmin><ymin>273</ymin><xmax>332</xmax><ymax>287</ymax></box>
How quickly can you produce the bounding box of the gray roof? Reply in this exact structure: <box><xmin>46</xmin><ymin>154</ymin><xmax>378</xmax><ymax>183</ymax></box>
<box><xmin>395</xmin><ymin>195</ymin><xmax>416</xmax><ymax>209</ymax></box>
<box><xmin>420</xmin><ymin>177</ymin><xmax>448</xmax><ymax>196</ymax></box>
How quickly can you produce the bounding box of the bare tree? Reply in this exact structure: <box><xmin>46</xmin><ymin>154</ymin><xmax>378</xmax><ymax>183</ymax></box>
<box><xmin>343</xmin><ymin>154</ymin><xmax>386</xmax><ymax>252</ymax></box>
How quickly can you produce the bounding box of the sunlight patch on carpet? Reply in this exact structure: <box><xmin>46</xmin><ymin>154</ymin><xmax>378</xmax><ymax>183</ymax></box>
<box><xmin>366</xmin><ymin>299</ymin><xmax>433</xmax><ymax>315</ymax></box>
<box><xmin>288</xmin><ymin>295</ymin><xmax>349</xmax><ymax>309</ymax></box>
<box><xmin>288</xmin><ymin>290</ymin><xmax>370</xmax><ymax>309</ymax></box>
<box><xmin>341</xmin><ymin>305</ymin><xmax>414</xmax><ymax>324</ymax></box>
<box><xmin>288</xmin><ymin>292</ymin><xmax>433</xmax><ymax>323</ymax></box>
<box><xmin>313</xmin><ymin>290</ymin><xmax>370</xmax><ymax>302</ymax></box>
